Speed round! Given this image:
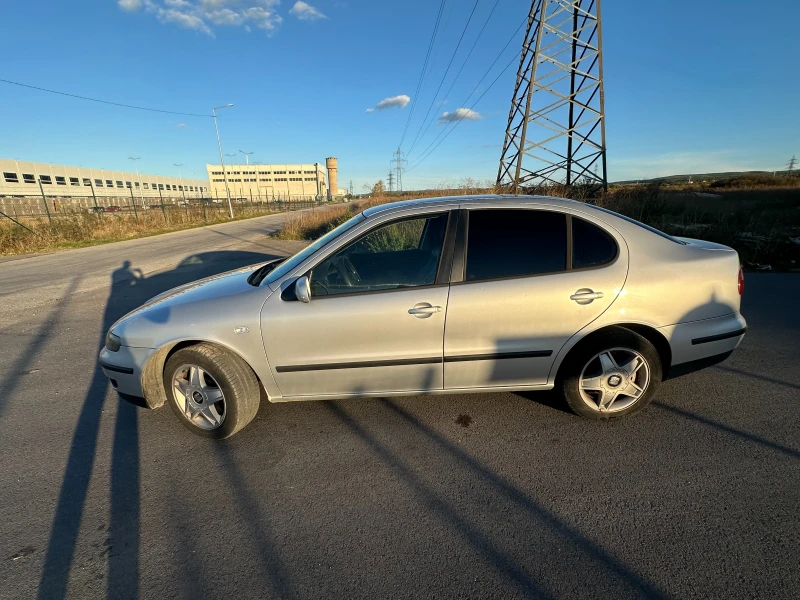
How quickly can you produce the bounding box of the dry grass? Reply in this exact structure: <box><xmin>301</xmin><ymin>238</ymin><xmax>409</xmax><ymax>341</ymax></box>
<box><xmin>277</xmin><ymin>180</ymin><xmax>800</xmax><ymax>271</ymax></box>
<box><xmin>0</xmin><ymin>205</ymin><xmax>276</xmax><ymax>256</ymax></box>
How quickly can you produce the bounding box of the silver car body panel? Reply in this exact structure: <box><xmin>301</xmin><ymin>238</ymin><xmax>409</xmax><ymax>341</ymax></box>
<box><xmin>98</xmin><ymin>195</ymin><xmax>746</xmax><ymax>407</ymax></box>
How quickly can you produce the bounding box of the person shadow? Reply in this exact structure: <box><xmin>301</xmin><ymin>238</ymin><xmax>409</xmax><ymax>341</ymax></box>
<box><xmin>36</xmin><ymin>250</ymin><xmax>280</xmax><ymax>600</ymax></box>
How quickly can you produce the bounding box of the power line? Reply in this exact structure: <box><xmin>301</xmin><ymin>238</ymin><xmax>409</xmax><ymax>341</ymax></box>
<box><xmin>0</xmin><ymin>78</ymin><xmax>212</xmax><ymax>118</ymax></box>
<box><xmin>407</xmin><ymin>18</ymin><xmax>527</xmax><ymax>173</ymax></box>
<box><xmin>398</xmin><ymin>0</ymin><xmax>448</xmax><ymax>149</ymax></box>
<box><xmin>407</xmin><ymin>0</ymin><xmax>482</xmax><ymax>155</ymax></box>
<box><xmin>408</xmin><ymin>0</ymin><xmax>503</xmax><ymax>158</ymax></box>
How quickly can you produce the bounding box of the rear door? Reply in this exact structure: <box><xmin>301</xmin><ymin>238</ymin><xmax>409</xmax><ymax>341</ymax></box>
<box><xmin>443</xmin><ymin>207</ymin><xmax>628</xmax><ymax>389</ymax></box>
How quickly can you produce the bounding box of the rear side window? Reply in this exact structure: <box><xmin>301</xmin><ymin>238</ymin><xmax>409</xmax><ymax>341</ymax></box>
<box><xmin>466</xmin><ymin>209</ymin><xmax>567</xmax><ymax>281</ymax></box>
<box><xmin>572</xmin><ymin>217</ymin><xmax>617</xmax><ymax>269</ymax></box>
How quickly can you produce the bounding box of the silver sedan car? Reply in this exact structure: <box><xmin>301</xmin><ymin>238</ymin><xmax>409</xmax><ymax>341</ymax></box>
<box><xmin>99</xmin><ymin>195</ymin><xmax>747</xmax><ymax>438</ymax></box>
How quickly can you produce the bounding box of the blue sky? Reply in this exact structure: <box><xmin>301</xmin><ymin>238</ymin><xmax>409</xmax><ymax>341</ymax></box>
<box><xmin>0</xmin><ymin>0</ymin><xmax>797</xmax><ymax>191</ymax></box>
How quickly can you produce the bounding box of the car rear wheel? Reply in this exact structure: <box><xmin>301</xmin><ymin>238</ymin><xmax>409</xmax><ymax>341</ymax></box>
<box><xmin>560</xmin><ymin>328</ymin><xmax>662</xmax><ymax>420</ymax></box>
<box><xmin>163</xmin><ymin>343</ymin><xmax>260</xmax><ymax>439</ymax></box>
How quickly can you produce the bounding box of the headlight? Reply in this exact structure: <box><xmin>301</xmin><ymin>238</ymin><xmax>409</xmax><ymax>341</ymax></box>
<box><xmin>105</xmin><ymin>331</ymin><xmax>121</xmax><ymax>352</ymax></box>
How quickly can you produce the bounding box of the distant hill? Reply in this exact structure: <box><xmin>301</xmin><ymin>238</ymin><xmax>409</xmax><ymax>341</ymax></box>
<box><xmin>612</xmin><ymin>170</ymin><xmax>796</xmax><ymax>185</ymax></box>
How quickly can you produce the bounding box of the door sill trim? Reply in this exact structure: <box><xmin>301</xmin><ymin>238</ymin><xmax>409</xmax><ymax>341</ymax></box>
<box><xmin>270</xmin><ymin>383</ymin><xmax>553</xmax><ymax>403</ymax></box>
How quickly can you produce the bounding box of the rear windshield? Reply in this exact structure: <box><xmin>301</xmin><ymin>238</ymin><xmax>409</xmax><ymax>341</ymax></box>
<box><xmin>583</xmin><ymin>204</ymin><xmax>686</xmax><ymax>244</ymax></box>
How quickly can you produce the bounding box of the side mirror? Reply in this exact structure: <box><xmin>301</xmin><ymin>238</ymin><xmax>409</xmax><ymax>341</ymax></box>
<box><xmin>295</xmin><ymin>275</ymin><xmax>311</xmax><ymax>303</ymax></box>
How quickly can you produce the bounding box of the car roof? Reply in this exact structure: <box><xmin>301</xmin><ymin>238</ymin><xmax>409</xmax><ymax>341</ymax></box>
<box><xmin>361</xmin><ymin>194</ymin><xmax>583</xmax><ymax>217</ymax></box>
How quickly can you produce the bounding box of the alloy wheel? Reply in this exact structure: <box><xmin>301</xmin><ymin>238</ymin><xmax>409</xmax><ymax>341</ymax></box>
<box><xmin>578</xmin><ymin>348</ymin><xmax>651</xmax><ymax>413</ymax></box>
<box><xmin>171</xmin><ymin>364</ymin><xmax>226</xmax><ymax>430</ymax></box>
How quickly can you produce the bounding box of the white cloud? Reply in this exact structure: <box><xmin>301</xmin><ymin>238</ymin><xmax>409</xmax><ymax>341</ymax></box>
<box><xmin>366</xmin><ymin>95</ymin><xmax>410</xmax><ymax>113</ymax></box>
<box><xmin>290</xmin><ymin>1</ymin><xmax>327</xmax><ymax>20</ymax></box>
<box><xmin>438</xmin><ymin>108</ymin><xmax>483</xmax><ymax>124</ymax></box>
<box><xmin>118</xmin><ymin>0</ymin><xmax>142</xmax><ymax>11</ymax></box>
<box><xmin>205</xmin><ymin>7</ymin><xmax>245</xmax><ymax>25</ymax></box>
<box><xmin>176</xmin><ymin>123</ymin><xmax>187</xmax><ymax>128</ymax></box>
<box><xmin>121</xmin><ymin>0</ymin><xmax>281</xmax><ymax>36</ymax></box>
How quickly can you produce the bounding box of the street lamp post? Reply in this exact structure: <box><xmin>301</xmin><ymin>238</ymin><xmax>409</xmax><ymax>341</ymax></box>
<box><xmin>212</xmin><ymin>104</ymin><xmax>234</xmax><ymax>218</ymax></box>
<box><xmin>128</xmin><ymin>156</ymin><xmax>145</xmax><ymax>208</ymax></box>
<box><xmin>174</xmin><ymin>163</ymin><xmax>185</xmax><ymax>202</ymax></box>
<box><xmin>239</xmin><ymin>150</ymin><xmax>253</xmax><ymax>200</ymax></box>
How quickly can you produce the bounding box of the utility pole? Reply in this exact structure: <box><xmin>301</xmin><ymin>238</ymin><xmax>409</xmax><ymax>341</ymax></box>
<box><xmin>391</xmin><ymin>148</ymin><xmax>407</xmax><ymax>192</ymax></box>
<box><xmin>788</xmin><ymin>155</ymin><xmax>797</xmax><ymax>171</ymax></box>
<box><xmin>212</xmin><ymin>103</ymin><xmax>234</xmax><ymax>218</ymax></box>
<box><xmin>349</xmin><ymin>180</ymin><xmax>354</xmax><ymax>196</ymax></box>
<box><xmin>498</xmin><ymin>0</ymin><xmax>607</xmax><ymax>196</ymax></box>
<box><xmin>387</xmin><ymin>171</ymin><xmax>395</xmax><ymax>193</ymax></box>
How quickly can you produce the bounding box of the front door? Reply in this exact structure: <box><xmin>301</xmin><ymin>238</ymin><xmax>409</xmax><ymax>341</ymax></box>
<box><xmin>444</xmin><ymin>208</ymin><xmax>627</xmax><ymax>389</ymax></box>
<box><xmin>262</xmin><ymin>211</ymin><xmax>453</xmax><ymax>398</ymax></box>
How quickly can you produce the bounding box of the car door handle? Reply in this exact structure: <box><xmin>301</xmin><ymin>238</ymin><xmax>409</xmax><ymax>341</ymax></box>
<box><xmin>570</xmin><ymin>289</ymin><xmax>604</xmax><ymax>304</ymax></box>
<box><xmin>408</xmin><ymin>303</ymin><xmax>442</xmax><ymax>318</ymax></box>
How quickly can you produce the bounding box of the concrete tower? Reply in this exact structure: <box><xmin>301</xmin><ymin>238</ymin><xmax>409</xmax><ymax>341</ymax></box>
<box><xmin>325</xmin><ymin>157</ymin><xmax>338</xmax><ymax>200</ymax></box>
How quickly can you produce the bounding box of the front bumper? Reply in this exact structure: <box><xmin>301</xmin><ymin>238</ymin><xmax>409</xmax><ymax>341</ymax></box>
<box><xmin>98</xmin><ymin>345</ymin><xmax>154</xmax><ymax>399</ymax></box>
<box><xmin>659</xmin><ymin>312</ymin><xmax>747</xmax><ymax>368</ymax></box>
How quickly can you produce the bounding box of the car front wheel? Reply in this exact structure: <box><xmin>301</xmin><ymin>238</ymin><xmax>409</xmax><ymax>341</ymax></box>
<box><xmin>560</xmin><ymin>328</ymin><xmax>662</xmax><ymax>420</ymax></box>
<box><xmin>163</xmin><ymin>343</ymin><xmax>261</xmax><ymax>439</ymax></box>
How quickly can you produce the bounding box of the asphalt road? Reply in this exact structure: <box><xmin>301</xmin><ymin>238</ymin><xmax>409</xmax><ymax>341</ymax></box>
<box><xmin>1</xmin><ymin>216</ymin><xmax>798</xmax><ymax>599</ymax></box>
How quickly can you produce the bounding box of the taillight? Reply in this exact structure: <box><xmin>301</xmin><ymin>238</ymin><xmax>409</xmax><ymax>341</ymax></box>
<box><xmin>738</xmin><ymin>267</ymin><xmax>744</xmax><ymax>296</ymax></box>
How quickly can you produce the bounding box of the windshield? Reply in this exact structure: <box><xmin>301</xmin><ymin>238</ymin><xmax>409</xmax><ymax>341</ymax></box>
<box><xmin>265</xmin><ymin>213</ymin><xmax>366</xmax><ymax>286</ymax></box>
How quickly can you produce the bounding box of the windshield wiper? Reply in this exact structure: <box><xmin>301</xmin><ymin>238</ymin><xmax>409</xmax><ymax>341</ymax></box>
<box><xmin>247</xmin><ymin>259</ymin><xmax>284</xmax><ymax>287</ymax></box>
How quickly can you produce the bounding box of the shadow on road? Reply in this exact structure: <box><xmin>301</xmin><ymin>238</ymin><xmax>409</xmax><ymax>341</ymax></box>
<box><xmin>714</xmin><ymin>364</ymin><xmax>800</xmax><ymax>391</ymax></box>
<box><xmin>652</xmin><ymin>402</ymin><xmax>800</xmax><ymax>459</ymax></box>
<box><xmin>0</xmin><ymin>277</ymin><xmax>83</xmax><ymax>420</ymax></box>
<box><xmin>35</xmin><ymin>250</ymin><xmax>278</xmax><ymax>600</ymax></box>
<box><xmin>320</xmin><ymin>367</ymin><xmax>670</xmax><ymax>599</ymax></box>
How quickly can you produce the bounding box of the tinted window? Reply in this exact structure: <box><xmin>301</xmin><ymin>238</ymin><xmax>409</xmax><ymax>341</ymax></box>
<box><xmin>583</xmin><ymin>204</ymin><xmax>686</xmax><ymax>244</ymax></box>
<box><xmin>572</xmin><ymin>217</ymin><xmax>617</xmax><ymax>269</ymax></box>
<box><xmin>466</xmin><ymin>209</ymin><xmax>566</xmax><ymax>281</ymax></box>
<box><xmin>311</xmin><ymin>213</ymin><xmax>448</xmax><ymax>296</ymax></box>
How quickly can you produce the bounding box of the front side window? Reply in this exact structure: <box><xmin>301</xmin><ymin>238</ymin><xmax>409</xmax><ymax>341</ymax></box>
<box><xmin>466</xmin><ymin>209</ymin><xmax>567</xmax><ymax>281</ymax></box>
<box><xmin>310</xmin><ymin>213</ymin><xmax>448</xmax><ymax>297</ymax></box>
<box><xmin>3</xmin><ymin>172</ymin><xmax>18</xmax><ymax>183</ymax></box>
<box><xmin>572</xmin><ymin>217</ymin><xmax>617</xmax><ymax>269</ymax></box>
<box><xmin>56</xmin><ymin>176</ymin><xmax>67</xmax><ymax>185</ymax></box>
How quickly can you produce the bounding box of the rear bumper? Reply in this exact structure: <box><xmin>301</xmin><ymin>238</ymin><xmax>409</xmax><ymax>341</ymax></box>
<box><xmin>659</xmin><ymin>312</ymin><xmax>747</xmax><ymax>368</ymax></box>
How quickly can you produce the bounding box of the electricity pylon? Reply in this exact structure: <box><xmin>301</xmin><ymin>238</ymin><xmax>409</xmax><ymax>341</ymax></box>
<box><xmin>498</xmin><ymin>0</ymin><xmax>607</xmax><ymax>196</ymax></box>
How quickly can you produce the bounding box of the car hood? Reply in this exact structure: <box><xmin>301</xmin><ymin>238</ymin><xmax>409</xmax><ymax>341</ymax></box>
<box><xmin>111</xmin><ymin>260</ymin><xmax>279</xmax><ymax>348</ymax></box>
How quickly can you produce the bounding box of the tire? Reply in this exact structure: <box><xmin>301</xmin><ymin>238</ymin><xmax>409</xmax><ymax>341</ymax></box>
<box><xmin>559</xmin><ymin>327</ymin><xmax>662</xmax><ymax>420</ymax></box>
<box><xmin>163</xmin><ymin>343</ymin><xmax>261</xmax><ymax>439</ymax></box>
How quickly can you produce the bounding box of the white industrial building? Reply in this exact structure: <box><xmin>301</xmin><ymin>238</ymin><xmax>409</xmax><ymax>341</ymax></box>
<box><xmin>0</xmin><ymin>158</ymin><xmax>208</xmax><ymax>200</ymax></box>
<box><xmin>206</xmin><ymin>157</ymin><xmax>341</xmax><ymax>201</ymax></box>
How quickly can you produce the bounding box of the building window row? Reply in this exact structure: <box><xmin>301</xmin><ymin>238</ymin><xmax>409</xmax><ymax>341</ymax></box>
<box><xmin>304</xmin><ymin>177</ymin><xmax>317</xmax><ymax>182</ymax></box>
<box><xmin>303</xmin><ymin>170</ymin><xmax>316</xmax><ymax>175</ymax></box>
<box><xmin>274</xmin><ymin>177</ymin><xmax>288</xmax><ymax>182</ymax></box>
<box><xmin>289</xmin><ymin>177</ymin><xmax>302</xmax><ymax>182</ymax></box>
<box><xmin>2</xmin><ymin>171</ymin><xmax>203</xmax><ymax>193</ymax></box>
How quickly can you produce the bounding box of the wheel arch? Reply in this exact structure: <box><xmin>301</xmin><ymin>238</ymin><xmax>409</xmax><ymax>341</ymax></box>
<box><xmin>140</xmin><ymin>339</ymin><xmax>269</xmax><ymax>409</ymax></box>
<box><xmin>551</xmin><ymin>322</ymin><xmax>672</xmax><ymax>384</ymax></box>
